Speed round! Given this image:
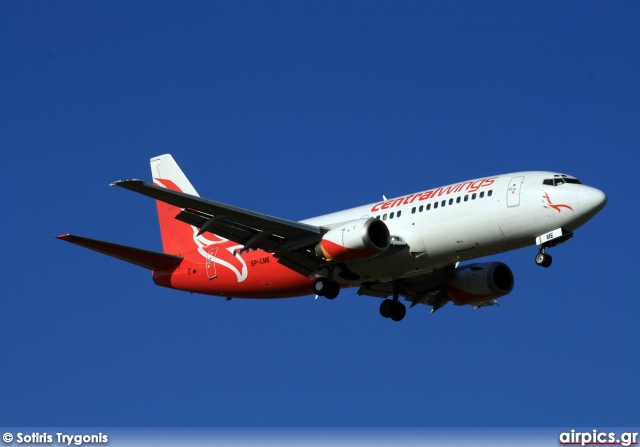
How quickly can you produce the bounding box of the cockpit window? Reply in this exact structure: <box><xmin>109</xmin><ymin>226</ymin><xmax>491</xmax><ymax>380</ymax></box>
<box><xmin>543</xmin><ymin>177</ymin><xmax>582</xmax><ymax>186</ymax></box>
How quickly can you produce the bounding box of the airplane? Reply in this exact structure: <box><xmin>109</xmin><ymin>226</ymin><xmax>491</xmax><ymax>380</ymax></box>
<box><xmin>58</xmin><ymin>154</ymin><xmax>607</xmax><ymax>322</ymax></box>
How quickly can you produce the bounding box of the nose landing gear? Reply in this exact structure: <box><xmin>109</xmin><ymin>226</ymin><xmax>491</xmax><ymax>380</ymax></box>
<box><xmin>534</xmin><ymin>230</ymin><xmax>573</xmax><ymax>268</ymax></box>
<box><xmin>535</xmin><ymin>250</ymin><xmax>553</xmax><ymax>268</ymax></box>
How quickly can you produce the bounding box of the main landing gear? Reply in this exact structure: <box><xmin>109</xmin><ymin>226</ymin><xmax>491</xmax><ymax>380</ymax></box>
<box><xmin>379</xmin><ymin>299</ymin><xmax>406</xmax><ymax>321</ymax></box>
<box><xmin>379</xmin><ymin>279</ymin><xmax>406</xmax><ymax>322</ymax></box>
<box><xmin>314</xmin><ymin>277</ymin><xmax>340</xmax><ymax>300</ymax></box>
<box><xmin>315</xmin><ymin>271</ymin><xmax>407</xmax><ymax>322</ymax></box>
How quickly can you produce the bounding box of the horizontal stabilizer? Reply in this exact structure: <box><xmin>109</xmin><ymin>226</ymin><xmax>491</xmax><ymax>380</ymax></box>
<box><xmin>57</xmin><ymin>234</ymin><xmax>183</xmax><ymax>270</ymax></box>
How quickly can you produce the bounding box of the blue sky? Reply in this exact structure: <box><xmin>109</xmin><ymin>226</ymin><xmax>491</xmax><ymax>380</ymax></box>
<box><xmin>1</xmin><ymin>1</ymin><xmax>638</xmax><ymax>428</ymax></box>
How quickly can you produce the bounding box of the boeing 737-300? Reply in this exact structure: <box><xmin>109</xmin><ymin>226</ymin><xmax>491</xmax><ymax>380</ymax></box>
<box><xmin>58</xmin><ymin>154</ymin><xmax>607</xmax><ymax>321</ymax></box>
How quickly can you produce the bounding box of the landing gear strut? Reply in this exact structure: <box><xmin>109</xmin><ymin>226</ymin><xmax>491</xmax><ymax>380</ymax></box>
<box><xmin>379</xmin><ymin>279</ymin><xmax>406</xmax><ymax>321</ymax></box>
<box><xmin>534</xmin><ymin>230</ymin><xmax>573</xmax><ymax>268</ymax></box>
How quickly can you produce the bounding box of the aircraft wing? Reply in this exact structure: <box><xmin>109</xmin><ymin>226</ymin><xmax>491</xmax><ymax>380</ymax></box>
<box><xmin>357</xmin><ymin>264</ymin><xmax>501</xmax><ymax>311</ymax></box>
<box><xmin>357</xmin><ymin>267</ymin><xmax>451</xmax><ymax>306</ymax></box>
<box><xmin>111</xmin><ymin>179</ymin><xmax>323</xmax><ymax>276</ymax></box>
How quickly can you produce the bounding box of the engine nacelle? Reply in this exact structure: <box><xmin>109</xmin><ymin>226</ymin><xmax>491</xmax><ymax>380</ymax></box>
<box><xmin>446</xmin><ymin>262</ymin><xmax>514</xmax><ymax>305</ymax></box>
<box><xmin>316</xmin><ymin>218</ymin><xmax>390</xmax><ymax>262</ymax></box>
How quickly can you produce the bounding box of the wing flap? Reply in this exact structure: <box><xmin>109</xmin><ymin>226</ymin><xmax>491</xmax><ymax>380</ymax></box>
<box><xmin>273</xmin><ymin>250</ymin><xmax>323</xmax><ymax>277</ymax></box>
<box><xmin>111</xmin><ymin>179</ymin><xmax>325</xmax><ymax>276</ymax></box>
<box><xmin>357</xmin><ymin>268</ymin><xmax>451</xmax><ymax>306</ymax></box>
<box><xmin>174</xmin><ymin>208</ymin><xmax>286</xmax><ymax>252</ymax></box>
<box><xmin>57</xmin><ymin>234</ymin><xmax>183</xmax><ymax>270</ymax></box>
<box><xmin>357</xmin><ymin>282</ymin><xmax>393</xmax><ymax>298</ymax></box>
<box><xmin>111</xmin><ymin>179</ymin><xmax>321</xmax><ymax>244</ymax></box>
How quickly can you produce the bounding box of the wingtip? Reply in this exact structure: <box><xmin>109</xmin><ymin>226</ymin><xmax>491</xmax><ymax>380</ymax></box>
<box><xmin>110</xmin><ymin>179</ymin><xmax>143</xmax><ymax>187</ymax></box>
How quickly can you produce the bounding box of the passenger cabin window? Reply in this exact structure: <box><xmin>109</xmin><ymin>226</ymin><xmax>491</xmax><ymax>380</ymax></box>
<box><xmin>390</xmin><ymin>212</ymin><xmax>394</xmax><ymax>219</ymax></box>
<box><xmin>397</xmin><ymin>210</ymin><xmax>402</xmax><ymax>218</ymax></box>
<box><xmin>401</xmin><ymin>190</ymin><xmax>496</xmax><ymax>210</ymax></box>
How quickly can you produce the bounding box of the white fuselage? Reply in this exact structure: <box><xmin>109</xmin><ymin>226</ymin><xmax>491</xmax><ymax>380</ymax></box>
<box><xmin>302</xmin><ymin>171</ymin><xmax>607</xmax><ymax>283</ymax></box>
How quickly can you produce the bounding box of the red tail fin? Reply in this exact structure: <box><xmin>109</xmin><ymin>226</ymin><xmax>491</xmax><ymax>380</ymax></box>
<box><xmin>150</xmin><ymin>155</ymin><xmax>200</xmax><ymax>256</ymax></box>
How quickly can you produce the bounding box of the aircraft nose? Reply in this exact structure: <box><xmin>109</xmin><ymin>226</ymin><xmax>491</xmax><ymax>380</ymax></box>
<box><xmin>578</xmin><ymin>185</ymin><xmax>608</xmax><ymax>217</ymax></box>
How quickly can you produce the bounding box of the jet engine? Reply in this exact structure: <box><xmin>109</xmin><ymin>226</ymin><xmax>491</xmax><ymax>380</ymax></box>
<box><xmin>446</xmin><ymin>262</ymin><xmax>514</xmax><ymax>305</ymax></box>
<box><xmin>316</xmin><ymin>218</ymin><xmax>390</xmax><ymax>262</ymax></box>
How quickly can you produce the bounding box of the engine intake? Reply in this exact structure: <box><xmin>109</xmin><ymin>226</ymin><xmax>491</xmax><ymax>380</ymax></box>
<box><xmin>316</xmin><ymin>218</ymin><xmax>390</xmax><ymax>262</ymax></box>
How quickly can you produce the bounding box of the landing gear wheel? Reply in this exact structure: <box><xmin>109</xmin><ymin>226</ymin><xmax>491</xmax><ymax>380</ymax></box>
<box><xmin>390</xmin><ymin>301</ymin><xmax>407</xmax><ymax>322</ymax></box>
<box><xmin>380</xmin><ymin>279</ymin><xmax>407</xmax><ymax>321</ymax></box>
<box><xmin>380</xmin><ymin>299</ymin><xmax>394</xmax><ymax>318</ymax></box>
<box><xmin>535</xmin><ymin>252</ymin><xmax>553</xmax><ymax>268</ymax></box>
<box><xmin>324</xmin><ymin>281</ymin><xmax>340</xmax><ymax>300</ymax></box>
<box><xmin>314</xmin><ymin>278</ymin><xmax>340</xmax><ymax>299</ymax></box>
<box><xmin>313</xmin><ymin>278</ymin><xmax>329</xmax><ymax>296</ymax></box>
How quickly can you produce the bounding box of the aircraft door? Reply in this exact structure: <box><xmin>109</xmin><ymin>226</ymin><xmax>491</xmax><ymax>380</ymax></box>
<box><xmin>205</xmin><ymin>246</ymin><xmax>218</xmax><ymax>280</ymax></box>
<box><xmin>507</xmin><ymin>176</ymin><xmax>524</xmax><ymax>207</ymax></box>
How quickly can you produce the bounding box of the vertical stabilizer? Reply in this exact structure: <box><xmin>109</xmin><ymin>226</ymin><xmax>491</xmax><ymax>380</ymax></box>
<box><xmin>150</xmin><ymin>154</ymin><xmax>199</xmax><ymax>256</ymax></box>
<box><xmin>151</xmin><ymin>154</ymin><xmax>199</xmax><ymax>197</ymax></box>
